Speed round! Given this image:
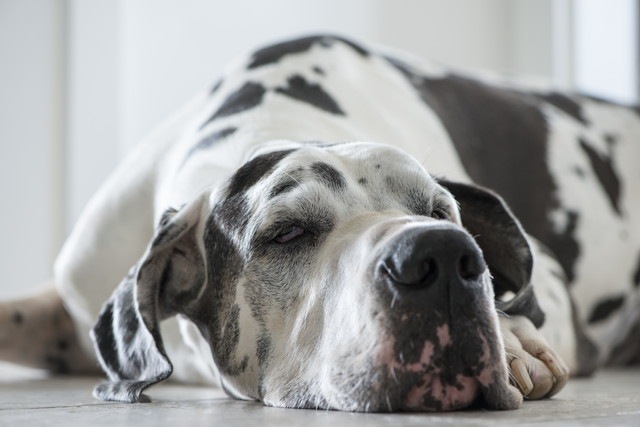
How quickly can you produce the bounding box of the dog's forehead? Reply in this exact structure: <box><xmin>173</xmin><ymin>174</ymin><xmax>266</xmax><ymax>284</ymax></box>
<box><xmin>255</xmin><ymin>142</ymin><xmax>439</xmax><ymax>195</ymax></box>
<box><xmin>214</xmin><ymin>142</ymin><xmax>454</xmax><ymax>238</ymax></box>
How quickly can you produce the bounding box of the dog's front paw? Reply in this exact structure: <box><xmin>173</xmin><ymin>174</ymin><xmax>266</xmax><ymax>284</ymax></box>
<box><xmin>500</xmin><ymin>315</ymin><xmax>569</xmax><ymax>400</ymax></box>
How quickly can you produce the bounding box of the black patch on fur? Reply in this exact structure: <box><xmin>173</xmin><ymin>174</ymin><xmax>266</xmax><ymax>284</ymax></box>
<box><xmin>312</xmin><ymin>66</ymin><xmax>325</xmax><ymax>75</ymax></box>
<box><xmin>92</xmin><ymin>301</ymin><xmax>121</xmax><ymax>374</ymax></box>
<box><xmin>588</xmin><ymin>295</ymin><xmax>626</xmax><ymax>324</ymax></box>
<box><xmin>217</xmin><ymin>304</ymin><xmax>248</xmax><ymax>376</ymax></box>
<box><xmin>310</xmin><ymin>162</ymin><xmax>346</xmax><ymax>191</ymax></box>
<box><xmin>210</xmin><ymin>79</ymin><xmax>223</xmax><ymax>95</ymax></box>
<box><xmin>247</xmin><ymin>35</ymin><xmax>368</xmax><ymax>69</ymax></box>
<box><xmin>634</xmin><ymin>253</ymin><xmax>640</xmax><ymax>288</ymax></box>
<box><xmin>216</xmin><ymin>194</ymin><xmax>250</xmax><ymax>237</ymax></box>
<box><xmin>201</xmin><ymin>211</ymin><xmax>248</xmax><ymax>377</ymax></box>
<box><xmin>12</xmin><ymin>311</ymin><xmax>23</xmax><ymax>325</ymax></box>
<box><xmin>249</xmin><ymin>36</ymin><xmax>319</xmax><ymax>69</ymax></box>
<box><xmin>604</xmin><ymin>133</ymin><xmax>618</xmax><ymax>146</ymax></box>
<box><xmin>358</xmin><ymin>177</ymin><xmax>367</xmax><ymax>185</ymax></box>
<box><xmin>546</xmin><ymin>210</ymin><xmax>581</xmax><ymax>283</ymax></box>
<box><xmin>227</xmin><ymin>149</ymin><xmax>296</xmax><ymax>198</ymax></box>
<box><xmin>570</xmin><ymin>298</ymin><xmax>599</xmax><ymax>376</ymax></box>
<box><xmin>181</xmin><ymin>127</ymin><xmax>237</xmax><ymax>168</ymax></box>
<box><xmin>538</xmin><ymin>93</ymin><xmax>588</xmax><ymax>125</ymax></box>
<box><xmin>579</xmin><ymin>137</ymin><xmax>622</xmax><ymax>216</ymax></box>
<box><xmin>118</xmin><ymin>281</ymin><xmax>143</xmax><ymax>355</ymax></box>
<box><xmin>389</xmin><ymin>62</ymin><xmax>582</xmax><ymax>283</ymax></box>
<box><xmin>275</xmin><ymin>75</ymin><xmax>345</xmax><ymax>115</ymax></box>
<box><xmin>201</xmin><ymin>82</ymin><xmax>266</xmax><ymax>129</ymax></box>
<box><xmin>257</xmin><ymin>333</ymin><xmax>271</xmax><ymax>366</ymax></box>
<box><xmin>190</xmin><ymin>127</ymin><xmax>237</xmax><ymax>154</ymax></box>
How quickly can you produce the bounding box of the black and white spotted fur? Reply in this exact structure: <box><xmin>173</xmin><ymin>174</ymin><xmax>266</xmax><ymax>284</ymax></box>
<box><xmin>4</xmin><ymin>34</ymin><xmax>640</xmax><ymax>412</ymax></box>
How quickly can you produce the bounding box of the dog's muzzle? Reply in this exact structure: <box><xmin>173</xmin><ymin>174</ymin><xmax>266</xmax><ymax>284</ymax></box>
<box><xmin>323</xmin><ymin>223</ymin><xmax>518</xmax><ymax>412</ymax></box>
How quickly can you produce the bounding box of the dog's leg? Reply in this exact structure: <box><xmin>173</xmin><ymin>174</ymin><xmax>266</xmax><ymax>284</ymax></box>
<box><xmin>528</xmin><ymin>238</ymin><xmax>599</xmax><ymax>376</ymax></box>
<box><xmin>0</xmin><ymin>283</ymin><xmax>97</xmax><ymax>373</ymax></box>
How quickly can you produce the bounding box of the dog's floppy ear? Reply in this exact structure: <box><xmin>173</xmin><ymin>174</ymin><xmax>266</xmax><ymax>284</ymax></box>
<box><xmin>90</xmin><ymin>192</ymin><xmax>210</xmax><ymax>403</ymax></box>
<box><xmin>437</xmin><ymin>179</ymin><xmax>544</xmax><ymax>327</ymax></box>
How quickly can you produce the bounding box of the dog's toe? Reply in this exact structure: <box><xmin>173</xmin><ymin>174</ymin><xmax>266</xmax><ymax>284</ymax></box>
<box><xmin>501</xmin><ymin>315</ymin><xmax>570</xmax><ymax>400</ymax></box>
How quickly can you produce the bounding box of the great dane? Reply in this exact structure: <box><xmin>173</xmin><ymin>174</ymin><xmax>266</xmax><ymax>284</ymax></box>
<box><xmin>1</xmin><ymin>34</ymin><xmax>639</xmax><ymax>412</ymax></box>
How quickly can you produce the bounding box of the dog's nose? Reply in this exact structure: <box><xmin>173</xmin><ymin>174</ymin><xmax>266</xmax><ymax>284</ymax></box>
<box><xmin>380</xmin><ymin>227</ymin><xmax>486</xmax><ymax>288</ymax></box>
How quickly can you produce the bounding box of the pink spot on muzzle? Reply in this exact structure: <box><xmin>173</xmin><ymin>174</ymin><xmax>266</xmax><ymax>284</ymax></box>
<box><xmin>404</xmin><ymin>373</ymin><xmax>479</xmax><ymax>411</ymax></box>
<box><xmin>436</xmin><ymin>324</ymin><xmax>451</xmax><ymax>347</ymax></box>
<box><xmin>475</xmin><ymin>330</ymin><xmax>498</xmax><ymax>387</ymax></box>
<box><xmin>379</xmin><ymin>338</ymin><xmax>434</xmax><ymax>373</ymax></box>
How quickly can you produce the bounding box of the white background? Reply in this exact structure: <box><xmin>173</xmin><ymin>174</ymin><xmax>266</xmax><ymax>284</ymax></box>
<box><xmin>0</xmin><ymin>0</ymin><xmax>637</xmax><ymax>298</ymax></box>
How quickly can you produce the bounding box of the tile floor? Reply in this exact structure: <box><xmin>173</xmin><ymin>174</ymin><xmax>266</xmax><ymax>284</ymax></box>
<box><xmin>1</xmin><ymin>363</ymin><xmax>639</xmax><ymax>426</ymax></box>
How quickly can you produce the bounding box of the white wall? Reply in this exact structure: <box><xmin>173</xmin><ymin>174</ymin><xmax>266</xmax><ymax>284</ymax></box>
<box><xmin>67</xmin><ymin>0</ymin><xmax>121</xmax><ymax>232</ymax></box>
<box><xmin>0</xmin><ymin>0</ymin><xmax>66</xmax><ymax>298</ymax></box>
<box><xmin>0</xmin><ymin>0</ymin><xmax>596</xmax><ymax>299</ymax></box>
<box><xmin>574</xmin><ymin>0</ymin><xmax>638</xmax><ymax>104</ymax></box>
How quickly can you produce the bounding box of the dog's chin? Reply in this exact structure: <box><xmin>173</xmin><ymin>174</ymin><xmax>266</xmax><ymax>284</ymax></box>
<box><xmin>324</xmin><ymin>368</ymin><xmax>482</xmax><ymax>412</ymax></box>
<box><xmin>328</xmin><ymin>376</ymin><xmax>482</xmax><ymax>413</ymax></box>
<box><xmin>322</xmin><ymin>333</ymin><xmax>522</xmax><ymax>412</ymax></box>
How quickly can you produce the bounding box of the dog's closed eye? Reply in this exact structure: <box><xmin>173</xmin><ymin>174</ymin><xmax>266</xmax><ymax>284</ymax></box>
<box><xmin>431</xmin><ymin>207</ymin><xmax>449</xmax><ymax>220</ymax></box>
<box><xmin>274</xmin><ymin>225</ymin><xmax>305</xmax><ymax>243</ymax></box>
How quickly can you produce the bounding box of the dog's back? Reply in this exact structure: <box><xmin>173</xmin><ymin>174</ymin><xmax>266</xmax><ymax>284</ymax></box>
<box><xmin>187</xmin><ymin>35</ymin><xmax>640</xmax><ymax>367</ymax></box>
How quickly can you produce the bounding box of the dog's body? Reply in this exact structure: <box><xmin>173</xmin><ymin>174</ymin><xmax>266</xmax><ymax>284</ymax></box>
<box><xmin>2</xmin><ymin>35</ymin><xmax>639</xmax><ymax>412</ymax></box>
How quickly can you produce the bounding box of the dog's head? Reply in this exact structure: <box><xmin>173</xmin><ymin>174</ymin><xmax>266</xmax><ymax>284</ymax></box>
<box><xmin>91</xmin><ymin>142</ymin><xmax>542</xmax><ymax>411</ymax></box>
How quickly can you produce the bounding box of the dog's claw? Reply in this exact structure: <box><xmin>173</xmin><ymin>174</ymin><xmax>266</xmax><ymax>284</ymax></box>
<box><xmin>538</xmin><ymin>351</ymin><xmax>569</xmax><ymax>397</ymax></box>
<box><xmin>510</xmin><ymin>358</ymin><xmax>534</xmax><ymax>396</ymax></box>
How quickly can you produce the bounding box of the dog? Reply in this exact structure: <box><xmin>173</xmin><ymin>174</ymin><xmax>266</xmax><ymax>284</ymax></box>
<box><xmin>1</xmin><ymin>34</ymin><xmax>639</xmax><ymax>412</ymax></box>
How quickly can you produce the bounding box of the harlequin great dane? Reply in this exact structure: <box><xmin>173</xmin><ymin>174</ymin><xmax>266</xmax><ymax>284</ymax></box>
<box><xmin>1</xmin><ymin>34</ymin><xmax>639</xmax><ymax>412</ymax></box>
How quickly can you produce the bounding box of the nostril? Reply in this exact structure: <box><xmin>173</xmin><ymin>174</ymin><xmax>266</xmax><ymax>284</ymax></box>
<box><xmin>458</xmin><ymin>252</ymin><xmax>486</xmax><ymax>280</ymax></box>
<box><xmin>381</xmin><ymin>255</ymin><xmax>437</xmax><ymax>287</ymax></box>
<box><xmin>419</xmin><ymin>258</ymin><xmax>437</xmax><ymax>286</ymax></box>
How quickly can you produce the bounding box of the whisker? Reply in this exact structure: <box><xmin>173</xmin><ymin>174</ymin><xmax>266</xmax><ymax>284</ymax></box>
<box><xmin>283</xmin><ymin>169</ymin><xmax>302</xmax><ymax>186</ymax></box>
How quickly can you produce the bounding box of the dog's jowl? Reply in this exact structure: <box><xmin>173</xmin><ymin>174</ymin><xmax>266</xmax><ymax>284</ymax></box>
<box><xmin>2</xmin><ymin>34</ymin><xmax>639</xmax><ymax>412</ymax></box>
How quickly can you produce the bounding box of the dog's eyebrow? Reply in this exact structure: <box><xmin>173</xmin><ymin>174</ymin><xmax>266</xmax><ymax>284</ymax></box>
<box><xmin>310</xmin><ymin>162</ymin><xmax>346</xmax><ymax>191</ymax></box>
<box><xmin>226</xmin><ymin>149</ymin><xmax>296</xmax><ymax>198</ymax></box>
